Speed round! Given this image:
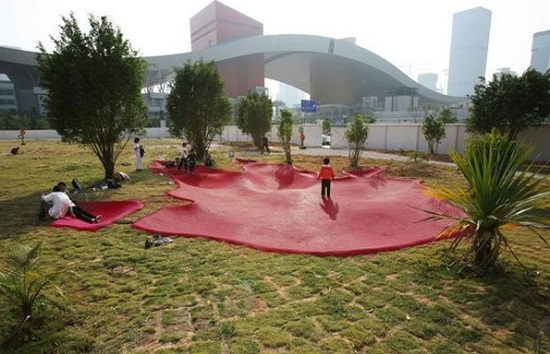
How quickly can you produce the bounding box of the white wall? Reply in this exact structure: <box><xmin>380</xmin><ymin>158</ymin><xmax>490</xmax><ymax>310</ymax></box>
<box><xmin>3</xmin><ymin>124</ymin><xmax>550</xmax><ymax>161</ymax></box>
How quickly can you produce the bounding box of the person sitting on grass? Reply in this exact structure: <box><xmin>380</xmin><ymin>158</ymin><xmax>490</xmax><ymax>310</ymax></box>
<box><xmin>39</xmin><ymin>182</ymin><xmax>101</xmax><ymax>223</ymax></box>
<box><xmin>204</xmin><ymin>152</ymin><xmax>215</xmax><ymax>167</ymax></box>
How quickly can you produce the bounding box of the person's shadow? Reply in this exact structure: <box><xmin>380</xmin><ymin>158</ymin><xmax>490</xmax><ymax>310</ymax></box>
<box><xmin>319</xmin><ymin>198</ymin><xmax>339</xmax><ymax>220</ymax></box>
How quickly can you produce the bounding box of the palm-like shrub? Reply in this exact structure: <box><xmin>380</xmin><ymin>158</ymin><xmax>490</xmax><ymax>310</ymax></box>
<box><xmin>426</xmin><ymin>132</ymin><xmax>550</xmax><ymax>273</ymax></box>
<box><xmin>0</xmin><ymin>243</ymin><xmax>58</xmax><ymax>322</ymax></box>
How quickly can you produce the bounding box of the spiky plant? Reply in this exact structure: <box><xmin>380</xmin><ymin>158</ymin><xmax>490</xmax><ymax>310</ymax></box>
<box><xmin>0</xmin><ymin>243</ymin><xmax>58</xmax><ymax>322</ymax></box>
<box><xmin>425</xmin><ymin>131</ymin><xmax>550</xmax><ymax>273</ymax></box>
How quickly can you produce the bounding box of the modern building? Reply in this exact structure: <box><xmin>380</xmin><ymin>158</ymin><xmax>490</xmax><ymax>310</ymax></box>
<box><xmin>530</xmin><ymin>30</ymin><xmax>550</xmax><ymax>73</ymax></box>
<box><xmin>190</xmin><ymin>1</ymin><xmax>264</xmax><ymax>98</ymax></box>
<box><xmin>0</xmin><ymin>74</ymin><xmax>17</xmax><ymax>111</ymax></box>
<box><xmin>417</xmin><ymin>73</ymin><xmax>438</xmax><ymax>91</ymax></box>
<box><xmin>493</xmin><ymin>67</ymin><xmax>516</xmax><ymax>80</ymax></box>
<box><xmin>0</xmin><ymin>73</ymin><xmax>17</xmax><ymax>111</ymax></box>
<box><xmin>0</xmin><ymin>1</ymin><xmax>465</xmax><ymax>116</ymax></box>
<box><xmin>447</xmin><ymin>7</ymin><xmax>492</xmax><ymax>97</ymax></box>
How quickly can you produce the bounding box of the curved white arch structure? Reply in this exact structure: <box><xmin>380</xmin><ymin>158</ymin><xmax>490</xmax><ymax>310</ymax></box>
<box><xmin>1</xmin><ymin>34</ymin><xmax>463</xmax><ymax>113</ymax></box>
<box><xmin>143</xmin><ymin>34</ymin><xmax>463</xmax><ymax>105</ymax></box>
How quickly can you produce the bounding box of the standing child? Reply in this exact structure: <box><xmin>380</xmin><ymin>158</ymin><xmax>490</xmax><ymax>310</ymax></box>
<box><xmin>178</xmin><ymin>142</ymin><xmax>188</xmax><ymax>171</ymax></box>
<box><xmin>317</xmin><ymin>157</ymin><xmax>335</xmax><ymax>198</ymax></box>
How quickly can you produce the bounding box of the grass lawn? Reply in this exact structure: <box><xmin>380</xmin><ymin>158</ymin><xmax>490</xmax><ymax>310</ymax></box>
<box><xmin>0</xmin><ymin>138</ymin><xmax>548</xmax><ymax>354</ymax></box>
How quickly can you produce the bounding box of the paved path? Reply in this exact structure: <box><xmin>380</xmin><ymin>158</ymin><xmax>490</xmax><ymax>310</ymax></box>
<box><xmin>294</xmin><ymin>147</ymin><xmax>456</xmax><ymax>167</ymax></box>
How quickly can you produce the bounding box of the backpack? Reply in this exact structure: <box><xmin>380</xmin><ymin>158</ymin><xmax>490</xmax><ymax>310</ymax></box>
<box><xmin>139</xmin><ymin>146</ymin><xmax>145</xmax><ymax>157</ymax></box>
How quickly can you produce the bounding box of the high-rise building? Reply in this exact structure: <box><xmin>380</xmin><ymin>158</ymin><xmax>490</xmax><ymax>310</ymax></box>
<box><xmin>417</xmin><ymin>73</ymin><xmax>438</xmax><ymax>91</ymax></box>
<box><xmin>493</xmin><ymin>67</ymin><xmax>516</xmax><ymax>80</ymax></box>
<box><xmin>190</xmin><ymin>1</ymin><xmax>264</xmax><ymax>98</ymax></box>
<box><xmin>447</xmin><ymin>7</ymin><xmax>492</xmax><ymax>97</ymax></box>
<box><xmin>530</xmin><ymin>30</ymin><xmax>550</xmax><ymax>73</ymax></box>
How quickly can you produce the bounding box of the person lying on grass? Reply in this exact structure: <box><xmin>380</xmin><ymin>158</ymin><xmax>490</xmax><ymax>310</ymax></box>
<box><xmin>39</xmin><ymin>182</ymin><xmax>101</xmax><ymax>223</ymax></box>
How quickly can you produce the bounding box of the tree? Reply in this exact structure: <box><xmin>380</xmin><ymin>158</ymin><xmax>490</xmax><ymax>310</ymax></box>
<box><xmin>422</xmin><ymin>114</ymin><xmax>445</xmax><ymax>155</ymax></box>
<box><xmin>438</xmin><ymin>107</ymin><xmax>458</xmax><ymax>124</ymax></box>
<box><xmin>37</xmin><ymin>14</ymin><xmax>148</xmax><ymax>179</ymax></box>
<box><xmin>166</xmin><ymin>60</ymin><xmax>231</xmax><ymax>160</ymax></box>
<box><xmin>236</xmin><ymin>91</ymin><xmax>273</xmax><ymax>150</ymax></box>
<box><xmin>425</xmin><ymin>131</ymin><xmax>550</xmax><ymax>273</ymax></box>
<box><xmin>345</xmin><ymin>113</ymin><xmax>370</xmax><ymax>167</ymax></box>
<box><xmin>467</xmin><ymin>68</ymin><xmax>550</xmax><ymax>140</ymax></box>
<box><xmin>278</xmin><ymin>109</ymin><xmax>293</xmax><ymax>164</ymax></box>
<box><xmin>322</xmin><ymin>118</ymin><xmax>331</xmax><ymax>135</ymax></box>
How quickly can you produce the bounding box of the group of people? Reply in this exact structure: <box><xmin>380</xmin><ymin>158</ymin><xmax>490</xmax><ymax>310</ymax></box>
<box><xmin>133</xmin><ymin>137</ymin><xmax>334</xmax><ymax>198</ymax></box>
<box><xmin>39</xmin><ymin>182</ymin><xmax>101</xmax><ymax>224</ymax></box>
<box><xmin>134</xmin><ymin>138</ymin><xmax>217</xmax><ymax>173</ymax></box>
<box><xmin>178</xmin><ymin>142</ymin><xmax>197</xmax><ymax>173</ymax></box>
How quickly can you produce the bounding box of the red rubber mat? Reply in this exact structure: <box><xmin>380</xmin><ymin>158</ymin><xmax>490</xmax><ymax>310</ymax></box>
<box><xmin>134</xmin><ymin>161</ymin><xmax>461</xmax><ymax>256</ymax></box>
<box><xmin>50</xmin><ymin>200</ymin><xmax>144</xmax><ymax>231</ymax></box>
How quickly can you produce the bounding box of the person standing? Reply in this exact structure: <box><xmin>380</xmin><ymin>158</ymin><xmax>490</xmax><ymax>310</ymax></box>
<box><xmin>317</xmin><ymin>157</ymin><xmax>335</xmax><ymax>198</ymax></box>
<box><xmin>261</xmin><ymin>136</ymin><xmax>270</xmax><ymax>155</ymax></box>
<box><xmin>133</xmin><ymin>137</ymin><xmax>143</xmax><ymax>171</ymax></box>
<box><xmin>178</xmin><ymin>142</ymin><xmax>188</xmax><ymax>171</ymax></box>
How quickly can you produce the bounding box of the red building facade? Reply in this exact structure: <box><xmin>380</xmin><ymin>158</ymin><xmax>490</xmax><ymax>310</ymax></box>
<box><xmin>190</xmin><ymin>1</ymin><xmax>265</xmax><ymax>98</ymax></box>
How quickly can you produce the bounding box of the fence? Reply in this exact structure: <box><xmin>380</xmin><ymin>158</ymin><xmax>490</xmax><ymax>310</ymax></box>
<box><xmin>2</xmin><ymin>123</ymin><xmax>550</xmax><ymax>161</ymax></box>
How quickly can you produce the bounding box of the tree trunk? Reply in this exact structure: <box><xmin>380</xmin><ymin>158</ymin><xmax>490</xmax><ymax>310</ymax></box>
<box><xmin>284</xmin><ymin>142</ymin><xmax>292</xmax><ymax>164</ymax></box>
<box><xmin>472</xmin><ymin>229</ymin><xmax>501</xmax><ymax>273</ymax></box>
<box><xmin>100</xmin><ymin>155</ymin><xmax>115</xmax><ymax>179</ymax></box>
<box><xmin>428</xmin><ymin>142</ymin><xmax>435</xmax><ymax>155</ymax></box>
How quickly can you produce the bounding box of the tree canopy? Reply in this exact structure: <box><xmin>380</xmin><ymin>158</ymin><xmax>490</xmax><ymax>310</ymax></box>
<box><xmin>37</xmin><ymin>13</ymin><xmax>147</xmax><ymax>179</ymax></box>
<box><xmin>422</xmin><ymin>114</ymin><xmax>445</xmax><ymax>155</ymax></box>
<box><xmin>236</xmin><ymin>91</ymin><xmax>273</xmax><ymax>149</ymax></box>
<box><xmin>467</xmin><ymin>68</ymin><xmax>550</xmax><ymax>140</ymax></box>
<box><xmin>166</xmin><ymin>60</ymin><xmax>231</xmax><ymax>159</ymax></box>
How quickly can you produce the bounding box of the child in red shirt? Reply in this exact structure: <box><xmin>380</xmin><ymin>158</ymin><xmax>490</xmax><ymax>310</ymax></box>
<box><xmin>317</xmin><ymin>157</ymin><xmax>335</xmax><ymax>198</ymax></box>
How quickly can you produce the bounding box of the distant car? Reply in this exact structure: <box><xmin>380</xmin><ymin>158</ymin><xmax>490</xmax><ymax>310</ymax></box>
<box><xmin>321</xmin><ymin>134</ymin><xmax>331</xmax><ymax>146</ymax></box>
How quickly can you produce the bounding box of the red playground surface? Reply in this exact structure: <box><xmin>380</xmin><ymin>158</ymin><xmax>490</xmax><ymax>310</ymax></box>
<box><xmin>50</xmin><ymin>200</ymin><xmax>144</xmax><ymax>231</ymax></box>
<box><xmin>132</xmin><ymin>160</ymin><xmax>461</xmax><ymax>256</ymax></box>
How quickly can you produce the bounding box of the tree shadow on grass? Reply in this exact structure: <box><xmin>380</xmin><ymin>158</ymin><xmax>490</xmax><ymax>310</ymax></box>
<box><xmin>472</xmin><ymin>267</ymin><xmax>550</xmax><ymax>352</ymax></box>
<box><xmin>409</xmin><ymin>258</ymin><xmax>549</xmax><ymax>352</ymax></box>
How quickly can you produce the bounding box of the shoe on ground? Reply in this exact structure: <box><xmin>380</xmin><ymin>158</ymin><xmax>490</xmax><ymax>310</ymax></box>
<box><xmin>153</xmin><ymin>234</ymin><xmax>163</xmax><ymax>247</ymax></box>
<box><xmin>162</xmin><ymin>237</ymin><xmax>173</xmax><ymax>243</ymax></box>
<box><xmin>145</xmin><ymin>239</ymin><xmax>153</xmax><ymax>249</ymax></box>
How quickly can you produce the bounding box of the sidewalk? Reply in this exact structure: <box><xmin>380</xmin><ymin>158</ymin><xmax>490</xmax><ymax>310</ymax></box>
<box><xmin>294</xmin><ymin>146</ymin><xmax>456</xmax><ymax>167</ymax></box>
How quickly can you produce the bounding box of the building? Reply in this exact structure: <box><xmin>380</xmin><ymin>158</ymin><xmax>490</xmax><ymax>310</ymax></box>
<box><xmin>1</xmin><ymin>2</ymin><xmax>465</xmax><ymax>116</ymax></box>
<box><xmin>493</xmin><ymin>67</ymin><xmax>516</xmax><ymax>80</ymax></box>
<box><xmin>447</xmin><ymin>7</ymin><xmax>492</xmax><ymax>97</ymax></box>
<box><xmin>417</xmin><ymin>73</ymin><xmax>438</xmax><ymax>91</ymax></box>
<box><xmin>190</xmin><ymin>1</ymin><xmax>264</xmax><ymax>98</ymax></box>
<box><xmin>530</xmin><ymin>30</ymin><xmax>550</xmax><ymax>73</ymax></box>
<box><xmin>0</xmin><ymin>73</ymin><xmax>17</xmax><ymax>111</ymax></box>
<box><xmin>384</xmin><ymin>87</ymin><xmax>419</xmax><ymax>112</ymax></box>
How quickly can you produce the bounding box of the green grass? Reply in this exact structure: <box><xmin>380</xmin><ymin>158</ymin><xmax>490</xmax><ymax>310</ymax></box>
<box><xmin>0</xmin><ymin>138</ymin><xmax>548</xmax><ymax>353</ymax></box>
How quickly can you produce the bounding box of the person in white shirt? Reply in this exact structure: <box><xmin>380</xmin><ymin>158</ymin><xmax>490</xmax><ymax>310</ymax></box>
<box><xmin>39</xmin><ymin>182</ymin><xmax>101</xmax><ymax>223</ymax></box>
<box><xmin>134</xmin><ymin>137</ymin><xmax>143</xmax><ymax>171</ymax></box>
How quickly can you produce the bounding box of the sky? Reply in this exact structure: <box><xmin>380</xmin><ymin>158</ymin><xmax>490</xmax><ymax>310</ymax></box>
<box><xmin>1</xmin><ymin>0</ymin><xmax>549</xmax><ymax>94</ymax></box>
